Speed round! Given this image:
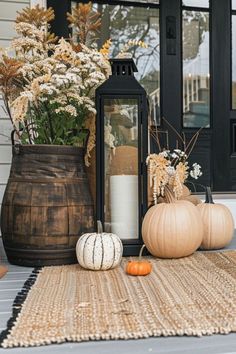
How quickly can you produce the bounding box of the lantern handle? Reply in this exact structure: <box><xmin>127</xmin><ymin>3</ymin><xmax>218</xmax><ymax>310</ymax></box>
<box><xmin>97</xmin><ymin>220</ymin><xmax>103</xmax><ymax>234</ymax></box>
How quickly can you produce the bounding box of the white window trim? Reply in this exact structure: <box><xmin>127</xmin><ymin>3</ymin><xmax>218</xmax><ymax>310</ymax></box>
<box><xmin>30</xmin><ymin>0</ymin><xmax>46</xmax><ymax>8</ymax></box>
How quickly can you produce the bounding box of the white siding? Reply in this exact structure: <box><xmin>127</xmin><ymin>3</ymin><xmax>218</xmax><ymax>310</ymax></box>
<box><xmin>0</xmin><ymin>1</ymin><xmax>29</xmax><ymax>18</ymax></box>
<box><xmin>0</xmin><ymin>39</ymin><xmax>11</xmax><ymax>47</ymax></box>
<box><xmin>0</xmin><ymin>20</ymin><xmax>17</xmax><ymax>38</ymax></box>
<box><xmin>0</xmin><ymin>120</ymin><xmax>12</xmax><ymax>145</ymax></box>
<box><xmin>0</xmin><ymin>0</ymin><xmax>30</xmax><ymax>210</ymax></box>
<box><xmin>0</xmin><ymin>146</ymin><xmax>12</xmax><ymax>163</ymax></box>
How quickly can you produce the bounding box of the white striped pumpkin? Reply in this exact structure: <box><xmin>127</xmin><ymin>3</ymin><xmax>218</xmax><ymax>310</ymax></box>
<box><xmin>76</xmin><ymin>221</ymin><xmax>123</xmax><ymax>270</ymax></box>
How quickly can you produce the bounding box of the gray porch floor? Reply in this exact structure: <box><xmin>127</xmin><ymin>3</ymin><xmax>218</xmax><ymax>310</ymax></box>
<box><xmin>1</xmin><ymin>236</ymin><xmax>236</xmax><ymax>354</ymax></box>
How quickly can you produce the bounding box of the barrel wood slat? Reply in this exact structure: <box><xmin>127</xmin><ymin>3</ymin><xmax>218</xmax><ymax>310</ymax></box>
<box><xmin>0</xmin><ymin>145</ymin><xmax>94</xmax><ymax>266</ymax></box>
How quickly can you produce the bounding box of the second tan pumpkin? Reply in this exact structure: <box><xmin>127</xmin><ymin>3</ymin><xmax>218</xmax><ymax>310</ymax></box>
<box><xmin>197</xmin><ymin>187</ymin><xmax>234</xmax><ymax>249</ymax></box>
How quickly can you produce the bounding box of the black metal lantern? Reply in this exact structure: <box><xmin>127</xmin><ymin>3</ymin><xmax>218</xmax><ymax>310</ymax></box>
<box><xmin>96</xmin><ymin>58</ymin><xmax>148</xmax><ymax>256</ymax></box>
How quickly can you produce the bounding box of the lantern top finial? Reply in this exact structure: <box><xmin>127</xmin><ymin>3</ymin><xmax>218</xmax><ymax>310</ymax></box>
<box><xmin>109</xmin><ymin>58</ymin><xmax>138</xmax><ymax>77</ymax></box>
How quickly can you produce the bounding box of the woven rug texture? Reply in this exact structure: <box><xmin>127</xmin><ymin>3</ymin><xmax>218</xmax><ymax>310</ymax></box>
<box><xmin>2</xmin><ymin>251</ymin><xmax>236</xmax><ymax>348</ymax></box>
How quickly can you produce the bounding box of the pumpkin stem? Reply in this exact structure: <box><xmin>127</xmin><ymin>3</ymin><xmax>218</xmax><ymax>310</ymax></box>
<box><xmin>139</xmin><ymin>244</ymin><xmax>146</xmax><ymax>259</ymax></box>
<box><xmin>97</xmin><ymin>220</ymin><xmax>103</xmax><ymax>234</ymax></box>
<box><xmin>205</xmin><ymin>186</ymin><xmax>214</xmax><ymax>204</ymax></box>
<box><xmin>164</xmin><ymin>186</ymin><xmax>176</xmax><ymax>203</ymax></box>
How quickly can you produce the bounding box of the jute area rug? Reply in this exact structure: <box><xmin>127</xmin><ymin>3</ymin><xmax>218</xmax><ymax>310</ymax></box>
<box><xmin>2</xmin><ymin>251</ymin><xmax>236</xmax><ymax>348</ymax></box>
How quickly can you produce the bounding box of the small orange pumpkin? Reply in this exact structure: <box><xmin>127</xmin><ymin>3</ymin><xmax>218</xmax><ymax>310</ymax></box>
<box><xmin>126</xmin><ymin>245</ymin><xmax>152</xmax><ymax>276</ymax></box>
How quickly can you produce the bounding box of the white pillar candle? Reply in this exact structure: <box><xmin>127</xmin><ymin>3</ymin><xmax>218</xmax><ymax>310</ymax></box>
<box><xmin>110</xmin><ymin>175</ymin><xmax>139</xmax><ymax>240</ymax></box>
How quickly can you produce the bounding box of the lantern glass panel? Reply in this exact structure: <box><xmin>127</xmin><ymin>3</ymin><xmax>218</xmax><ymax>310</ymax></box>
<box><xmin>103</xmin><ymin>98</ymin><xmax>139</xmax><ymax>240</ymax></box>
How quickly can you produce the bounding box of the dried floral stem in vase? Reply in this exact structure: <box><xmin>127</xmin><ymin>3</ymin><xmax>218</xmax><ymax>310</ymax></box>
<box><xmin>147</xmin><ymin>117</ymin><xmax>204</xmax><ymax>204</ymax></box>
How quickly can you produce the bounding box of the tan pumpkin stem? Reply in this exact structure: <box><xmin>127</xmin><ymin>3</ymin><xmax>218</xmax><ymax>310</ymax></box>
<box><xmin>97</xmin><ymin>220</ymin><xmax>103</xmax><ymax>234</ymax></box>
<box><xmin>205</xmin><ymin>186</ymin><xmax>214</xmax><ymax>204</ymax></box>
<box><xmin>164</xmin><ymin>186</ymin><xmax>176</xmax><ymax>203</ymax></box>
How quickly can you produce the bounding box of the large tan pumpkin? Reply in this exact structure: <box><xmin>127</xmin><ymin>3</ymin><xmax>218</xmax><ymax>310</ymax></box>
<box><xmin>197</xmin><ymin>187</ymin><xmax>234</xmax><ymax>250</ymax></box>
<box><xmin>142</xmin><ymin>192</ymin><xmax>203</xmax><ymax>258</ymax></box>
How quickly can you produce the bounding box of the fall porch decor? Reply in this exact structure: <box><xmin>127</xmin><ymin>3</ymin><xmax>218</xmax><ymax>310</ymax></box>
<box><xmin>2</xmin><ymin>251</ymin><xmax>236</xmax><ymax>348</ymax></box>
<box><xmin>197</xmin><ymin>186</ymin><xmax>234</xmax><ymax>250</ymax></box>
<box><xmin>142</xmin><ymin>187</ymin><xmax>203</xmax><ymax>258</ymax></box>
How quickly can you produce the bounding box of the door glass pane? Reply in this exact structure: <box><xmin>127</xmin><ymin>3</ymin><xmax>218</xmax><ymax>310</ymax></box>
<box><xmin>118</xmin><ymin>0</ymin><xmax>159</xmax><ymax>3</ymax></box>
<box><xmin>233</xmin><ymin>0</ymin><xmax>236</xmax><ymax>10</ymax></box>
<box><xmin>232</xmin><ymin>16</ymin><xmax>236</xmax><ymax>108</ymax></box>
<box><xmin>182</xmin><ymin>0</ymin><xmax>209</xmax><ymax>7</ymax></box>
<box><xmin>71</xmin><ymin>2</ymin><xmax>160</xmax><ymax>125</ymax></box>
<box><xmin>103</xmin><ymin>98</ymin><xmax>139</xmax><ymax>240</ymax></box>
<box><xmin>182</xmin><ymin>10</ymin><xmax>210</xmax><ymax>127</ymax></box>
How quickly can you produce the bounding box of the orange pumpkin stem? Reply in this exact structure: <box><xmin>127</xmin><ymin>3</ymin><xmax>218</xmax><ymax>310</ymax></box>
<box><xmin>139</xmin><ymin>244</ymin><xmax>146</xmax><ymax>259</ymax></box>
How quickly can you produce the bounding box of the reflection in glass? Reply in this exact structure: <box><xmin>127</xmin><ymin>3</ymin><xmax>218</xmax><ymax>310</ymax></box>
<box><xmin>182</xmin><ymin>11</ymin><xmax>210</xmax><ymax>127</ymax></box>
<box><xmin>182</xmin><ymin>0</ymin><xmax>209</xmax><ymax>7</ymax></box>
<box><xmin>103</xmin><ymin>98</ymin><xmax>139</xmax><ymax>240</ymax></box>
<box><xmin>232</xmin><ymin>0</ymin><xmax>236</xmax><ymax>10</ymax></box>
<box><xmin>232</xmin><ymin>16</ymin><xmax>236</xmax><ymax>109</ymax></box>
<box><xmin>117</xmin><ymin>0</ymin><xmax>159</xmax><ymax>3</ymax></box>
<box><xmin>71</xmin><ymin>2</ymin><xmax>160</xmax><ymax>125</ymax></box>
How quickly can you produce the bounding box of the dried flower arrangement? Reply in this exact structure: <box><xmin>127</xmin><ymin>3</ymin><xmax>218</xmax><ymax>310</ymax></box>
<box><xmin>147</xmin><ymin>118</ymin><xmax>203</xmax><ymax>204</ymax></box>
<box><xmin>0</xmin><ymin>3</ymin><xmax>111</xmax><ymax>165</ymax></box>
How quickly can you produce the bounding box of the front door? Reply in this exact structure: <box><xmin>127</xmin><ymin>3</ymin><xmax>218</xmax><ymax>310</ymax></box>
<box><xmin>48</xmin><ymin>0</ymin><xmax>235</xmax><ymax>192</ymax></box>
<box><xmin>161</xmin><ymin>0</ymin><xmax>234</xmax><ymax>192</ymax></box>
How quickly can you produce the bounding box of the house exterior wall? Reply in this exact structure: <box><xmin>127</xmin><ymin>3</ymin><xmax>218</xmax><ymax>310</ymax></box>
<box><xmin>0</xmin><ymin>0</ymin><xmax>31</xmax><ymax>210</ymax></box>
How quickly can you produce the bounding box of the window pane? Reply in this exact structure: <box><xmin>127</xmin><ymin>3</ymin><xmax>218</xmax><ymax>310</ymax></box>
<box><xmin>182</xmin><ymin>0</ymin><xmax>209</xmax><ymax>7</ymax></box>
<box><xmin>232</xmin><ymin>0</ymin><xmax>236</xmax><ymax>10</ymax></box>
<box><xmin>232</xmin><ymin>16</ymin><xmax>236</xmax><ymax>109</ymax></box>
<box><xmin>98</xmin><ymin>4</ymin><xmax>160</xmax><ymax>125</ymax></box>
<box><xmin>103</xmin><ymin>98</ymin><xmax>139</xmax><ymax>240</ymax></box>
<box><xmin>72</xmin><ymin>2</ymin><xmax>160</xmax><ymax>125</ymax></box>
<box><xmin>182</xmin><ymin>10</ymin><xmax>210</xmax><ymax>128</ymax></box>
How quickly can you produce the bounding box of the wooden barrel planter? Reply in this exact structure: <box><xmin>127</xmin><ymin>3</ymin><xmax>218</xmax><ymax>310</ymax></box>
<box><xmin>0</xmin><ymin>145</ymin><xmax>94</xmax><ymax>266</ymax></box>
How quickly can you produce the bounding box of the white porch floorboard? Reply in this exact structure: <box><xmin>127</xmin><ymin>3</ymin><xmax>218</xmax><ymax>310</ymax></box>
<box><xmin>1</xmin><ymin>235</ymin><xmax>236</xmax><ymax>354</ymax></box>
